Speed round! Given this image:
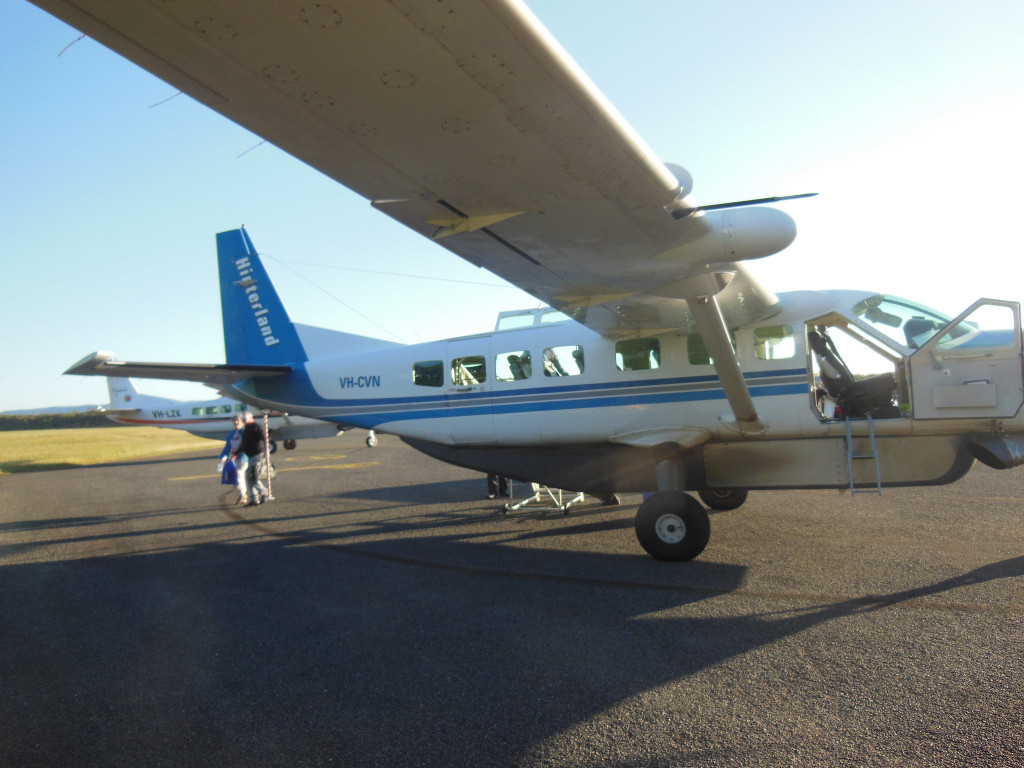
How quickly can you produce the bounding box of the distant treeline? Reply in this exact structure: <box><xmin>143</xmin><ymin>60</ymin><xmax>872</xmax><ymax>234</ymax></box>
<box><xmin>0</xmin><ymin>412</ymin><xmax>117</xmax><ymax>431</ymax></box>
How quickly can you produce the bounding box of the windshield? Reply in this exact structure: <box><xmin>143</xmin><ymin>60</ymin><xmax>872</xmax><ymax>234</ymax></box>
<box><xmin>851</xmin><ymin>295</ymin><xmax>958</xmax><ymax>349</ymax></box>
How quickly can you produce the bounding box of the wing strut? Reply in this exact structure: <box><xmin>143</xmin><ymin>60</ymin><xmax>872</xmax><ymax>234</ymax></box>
<box><xmin>688</xmin><ymin>296</ymin><xmax>767</xmax><ymax>435</ymax></box>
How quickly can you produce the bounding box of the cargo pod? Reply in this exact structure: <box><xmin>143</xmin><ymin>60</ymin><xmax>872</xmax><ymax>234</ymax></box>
<box><xmin>909</xmin><ymin>299</ymin><xmax>1023</xmax><ymax>419</ymax></box>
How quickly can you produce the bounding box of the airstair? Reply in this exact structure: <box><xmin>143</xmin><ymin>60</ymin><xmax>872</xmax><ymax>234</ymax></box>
<box><xmin>845</xmin><ymin>416</ymin><xmax>882</xmax><ymax>495</ymax></box>
<box><xmin>502</xmin><ymin>482</ymin><xmax>584</xmax><ymax>514</ymax></box>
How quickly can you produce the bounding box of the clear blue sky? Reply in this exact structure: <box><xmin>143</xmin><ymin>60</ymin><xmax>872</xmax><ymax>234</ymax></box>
<box><xmin>2</xmin><ymin>0</ymin><xmax>1022</xmax><ymax>411</ymax></box>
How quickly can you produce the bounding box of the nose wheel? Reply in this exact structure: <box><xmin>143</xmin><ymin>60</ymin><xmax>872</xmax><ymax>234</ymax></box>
<box><xmin>634</xmin><ymin>490</ymin><xmax>710</xmax><ymax>561</ymax></box>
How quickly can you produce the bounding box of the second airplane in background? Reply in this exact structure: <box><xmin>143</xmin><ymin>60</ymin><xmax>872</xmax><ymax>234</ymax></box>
<box><xmin>98</xmin><ymin>376</ymin><xmax>345</xmax><ymax>452</ymax></box>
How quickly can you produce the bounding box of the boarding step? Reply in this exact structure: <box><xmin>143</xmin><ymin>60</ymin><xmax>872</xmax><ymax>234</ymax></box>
<box><xmin>845</xmin><ymin>416</ymin><xmax>882</xmax><ymax>496</ymax></box>
<box><xmin>503</xmin><ymin>482</ymin><xmax>584</xmax><ymax>514</ymax></box>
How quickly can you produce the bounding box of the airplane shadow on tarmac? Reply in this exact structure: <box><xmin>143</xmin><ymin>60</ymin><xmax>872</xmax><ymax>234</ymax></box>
<box><xmin>2</xmin><ymin>501</ymin><xmax>1022</xmax><ymax>767</ymax></box>
<box><xmin>330</xmin><ymin>477</ymin><xmax>497</xmax><ymax>505</ymax></box>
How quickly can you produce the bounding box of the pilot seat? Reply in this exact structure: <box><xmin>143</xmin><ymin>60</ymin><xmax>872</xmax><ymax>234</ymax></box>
<box><xmin>808</xmin><ymin>329</ymin><xmax>900</xmax><ymax>419</ymax></box>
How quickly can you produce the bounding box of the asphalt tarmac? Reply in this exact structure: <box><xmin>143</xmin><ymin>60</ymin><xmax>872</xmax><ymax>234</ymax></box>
<box><xmin>1</xmin><ymin>430</ymin><xmax>1022</xmax><ymax>767</ymax></box>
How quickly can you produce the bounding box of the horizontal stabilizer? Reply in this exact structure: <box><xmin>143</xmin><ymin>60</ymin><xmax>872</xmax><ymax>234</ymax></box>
<box><xmin>65</xmin><ymin>351</ymin><xmax>291</xmax><ymax>386</ymax></box>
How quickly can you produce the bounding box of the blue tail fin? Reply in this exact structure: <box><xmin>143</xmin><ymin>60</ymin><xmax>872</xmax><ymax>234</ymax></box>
<box><xmin>217</xmin><ymin>228</ymin><xmax>308</xmax><ymax>365</ymax></box>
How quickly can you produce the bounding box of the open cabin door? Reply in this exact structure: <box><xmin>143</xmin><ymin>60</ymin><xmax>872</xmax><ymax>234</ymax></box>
<box><xmin>909</xmin><ymin>299</ymin><xmax>1023</xmax><ymax>419</ymax></box>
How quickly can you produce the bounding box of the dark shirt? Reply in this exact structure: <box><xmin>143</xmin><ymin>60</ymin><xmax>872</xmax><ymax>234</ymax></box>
<box><xmin>238</xmin><ymin>421</ymin><xmax>265</xmax><ymax>458</ymax></box>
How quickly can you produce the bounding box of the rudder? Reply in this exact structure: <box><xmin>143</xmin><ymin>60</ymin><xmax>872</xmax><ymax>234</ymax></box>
<box><xmin>107</xmin><ymin>377</ymin><xmax>139</xmax><ymax>409</ymax></box>
<box><xmin>217</xmin><ymin>228</ymin><xmax>308</xmax><ymax>365</ymax></box>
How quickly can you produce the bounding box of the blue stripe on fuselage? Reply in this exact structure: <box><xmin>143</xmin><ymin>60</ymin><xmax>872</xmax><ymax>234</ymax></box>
<box><xmin>369</xmin><ymin>382</ymin><xmax>809</xmax><ymax>423</ymax></box>
<box><xmin>248</xmin><ymin>367</ymin><xmax>809</xmax><ymax>428</ymax></box>
<box><xmin>311</xmin><ymin>368</ymin><xmax>804</xmax><ymax>408</ymax></box>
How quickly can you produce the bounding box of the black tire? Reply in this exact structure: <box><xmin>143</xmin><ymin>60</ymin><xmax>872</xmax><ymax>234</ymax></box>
<box><xmin>634</xmin><ymin>490</ymin><xmax>711</xmax><ymax>561</ymax></box>
<box><xmin>269</xmin><ymin>440</ymin><xmax>278</xmax><ymax>454</ymax></box>
<box><xmin>698</xmin><ymin>488</ymin><xmax>748</xmax><ymax>511</ymax></box>
<box><xmin>283</xmin><ymin>439</ymin><xmax>297</xmax><ymax>450</ymax></box>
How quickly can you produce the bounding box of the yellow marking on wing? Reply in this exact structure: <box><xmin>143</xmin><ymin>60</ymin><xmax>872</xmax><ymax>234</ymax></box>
<box><xmin>427</xmin><ymin>211</ymin><xmax>523</xmax><ymax>238</ymax></box>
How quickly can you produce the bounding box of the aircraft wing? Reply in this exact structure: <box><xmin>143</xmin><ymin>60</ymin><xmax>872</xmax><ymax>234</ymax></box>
<box><xmin>65</xmin><ymin>351</ymin><xmax>291</xmax><ymax>387</ymax></box>
<box><xmin>33</xmin><ymin>0</ymin><xmax>793</xmax><ymax>336</ymax></box>
<box><xmin>32</xmin><ymin>0</ymin><xmax>793</xmax><ymax>333</ymax></box>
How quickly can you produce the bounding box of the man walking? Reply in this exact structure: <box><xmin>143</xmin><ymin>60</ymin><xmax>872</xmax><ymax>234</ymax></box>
<box><xmin>234</xmin><ymin>411</ymin><xmax>269</xmax><ymax>506</ymax></box>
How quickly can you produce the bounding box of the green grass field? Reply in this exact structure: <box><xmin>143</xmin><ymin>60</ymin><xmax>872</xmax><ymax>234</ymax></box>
<box><xmin>1</xmin><ymin>427</ymin><xmax>217</xmax><ymax>474</ymax></box>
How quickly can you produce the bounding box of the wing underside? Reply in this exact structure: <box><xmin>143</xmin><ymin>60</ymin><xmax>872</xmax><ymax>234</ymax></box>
<box><xmin>32</xmin><ymin>0</ymin><xmax>794</xmax><ymax>334</ymax></box>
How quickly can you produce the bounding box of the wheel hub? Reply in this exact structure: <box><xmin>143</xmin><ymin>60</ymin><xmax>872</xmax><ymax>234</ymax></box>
<box><xmin>654</xmin><ymin>513</ymin><xmax>687</xmax><ymax>544</ymax></box>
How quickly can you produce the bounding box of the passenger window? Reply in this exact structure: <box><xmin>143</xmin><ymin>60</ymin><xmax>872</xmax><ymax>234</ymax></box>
<box><xmin>615</xmin><ymin>338</ymin><xmax>661</xmax><ymax>371</ymax></box>
<box><xmin>540</xmin><ymin>310</ymin><xmax>571</xmax><ymax>324</ymax></box>
<box><xmin>219</xmin><ymin>405</ymin><xmax>232</xmax><ymax>414</ymax></box>
<box><xmin>235</xmin><ymin>404</ymin><xmax>246</xmax><ymax>413</ymax></box>
<box><xmin>451</xmin><ymin>356</ymin><xmax>486</xmax><ymax>385</ymax></box>
<box><xmin>496</xmin><ymin>312</ymin><xmax>535</xmax><ymax>331</ymax></box>
<box><xmin>496</xmin><ymin>350</ymin><xmax>532</xmax><ymax>382</ymax></box>
<box><xmin>543</xmin><ymin>345</ymin><xmax>584</xmax><ymax>376</ymax></box>
<box><xmin>687</xmin><ymin>333</ymin><xmax>736</xmax><ymax>366</ymax></box>
<box><xmin>754</xmin><ymin>326</ymin><xmax>795</xmax><ymax>360</ymax></box>
<box><xmin>192</xmin><ymin>407</ymin><xmax>202</xmax><ymax>416</ymax></box>
<box><xmin>413</xmin><ymin>360</ymin><xmax>444</xmax><ymax>387</ymax></box>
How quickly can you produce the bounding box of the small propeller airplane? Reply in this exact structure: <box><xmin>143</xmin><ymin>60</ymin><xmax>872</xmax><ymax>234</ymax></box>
<box><xmin>44</xmin><ymin>0</ymin><xmax>1023</xmax><ymax>560</ymax></box>
<box><xmin>97</xmin><ymin>377</ymin><xmax>345</xmax><ymax>452</ymax></box>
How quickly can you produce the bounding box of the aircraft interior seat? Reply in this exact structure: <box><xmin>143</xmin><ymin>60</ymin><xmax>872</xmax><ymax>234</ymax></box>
<box><xmin>571</xmin><ymin>348</ymin><xmax>585</xmax><ymax>373</ymax></box>
<box><xmin>807</xmin><ymin>330</ymin><xmax>854</xmax><ymax>398</ymax></box>
<box><xmin>903</xmin><ymin>316</ymin><xmax>940</xmax><ymax>349</ymax></box>
<box><xmin>508</xmin><ymin>355</ymin><xmax>526</xmax><ymax>381</ymax></box>
<box><xmin>543</xmin><ymin>350</ymin><xmax>567</xmax><ymax>376</ymax></box>
<box><xmin>808</xmin><ymin>329</ymin><xmax>898</xmax><ymax>419</ymax></box>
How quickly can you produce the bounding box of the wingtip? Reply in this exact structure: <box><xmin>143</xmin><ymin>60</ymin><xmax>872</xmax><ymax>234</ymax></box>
<box><xmin>64</xmin><ymin>351</ymin><xmax>116</xmax><ymax>376</ymax></box>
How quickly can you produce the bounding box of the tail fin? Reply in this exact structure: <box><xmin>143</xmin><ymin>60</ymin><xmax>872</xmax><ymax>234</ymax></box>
<box><xmin>103</xmin><ymin>377</ymin><xmax>176</xmax><ymax>412</ymax></box>
<box><xmin>217</xmin><ymin>228</ymin><xmax>308</xmax><ymax>365</ymax></box>
<box><xmin>106</xmin><ymin>377</ymin><xmax>140</xmax><ymax>409</ymax></box>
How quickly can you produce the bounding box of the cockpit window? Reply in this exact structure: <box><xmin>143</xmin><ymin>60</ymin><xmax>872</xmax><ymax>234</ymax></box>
<box><xmin>852</xmin><ymin>295</ymin><xmax>954</xmax><ymax>349</ymax></box>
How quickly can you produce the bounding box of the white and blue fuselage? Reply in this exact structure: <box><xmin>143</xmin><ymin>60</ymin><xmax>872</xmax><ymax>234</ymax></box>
<box><xmin>224</xmin><ymin>289</ymin><xmax>1024</xmax><ymax>496</ymax></box>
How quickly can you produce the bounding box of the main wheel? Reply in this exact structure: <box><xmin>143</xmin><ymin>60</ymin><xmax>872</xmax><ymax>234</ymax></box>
<box><xmin>268</xmin><ymin>440</ymin><xmax>278</xmax><ymax>454</ymax></box>
<box><xmin>698</xmin><ymin>488</ymin><xmax>748</xmax><ymax>511</ymax></box>
<box><xmin>634</xmin><ymin>490</ymin><xmax>711</xmax><ymax>561</ymax></box>
<box><xmin>366</xmin><ymin>431</ymin><xmax>378</xmax><ymax>448</ymax></box>
<box><xmin>283</xmin><ymin>439</ymin><xmax>297</xmax><ymax>450</ymax></box>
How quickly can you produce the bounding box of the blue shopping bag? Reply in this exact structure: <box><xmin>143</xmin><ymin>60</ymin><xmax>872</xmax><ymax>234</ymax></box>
<box><xmin>221</xmin><ymin>460</ymin><xmax>238</xmax><ymax>486</ymax></box>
